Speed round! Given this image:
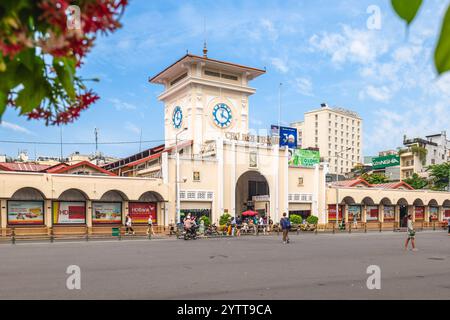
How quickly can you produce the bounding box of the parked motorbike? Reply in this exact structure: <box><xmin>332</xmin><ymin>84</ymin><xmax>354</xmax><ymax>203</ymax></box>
<box><xmin>204</xmin><ymin>224</ymin><xmax>220</xmax><ymax>237</ymax></box>
<box><xmin>184</xmin><ymin>225</ymin><xmax>198</xmax><ymax>240</ymax></box>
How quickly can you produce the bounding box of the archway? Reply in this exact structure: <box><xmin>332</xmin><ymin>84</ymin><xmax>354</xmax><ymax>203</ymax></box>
<box><xmin>8</xmin><ymin>187</ymin><xmax>46</xmax><ymax>226</ymax></box>
<box><xmin>235</xmin><ymin>171</ymin><xmax>270</xmax><ymax>219</ymax></box>
<box><xmin>397</xmin><ymin>198</ymin><xmax>409</xmax><ymax>227</ymax></box>
<box><xmin>54</xmin><ymin>189</ymin><xmax>88</xmax><ymax>225</ymax></box>
<box><xmin>128</xmin><ymin>191</ymin><xmax>166</xmax><ymax>226</ymax></box>
<box><xmin>100</xmin><ymin>190</ymin><xmax>128</xmax><ymax>202</ymax></box>
<box><xmin>341</xmin><ymin>196</ymin><xmax>356</xmax><ymax>205</ymax></box>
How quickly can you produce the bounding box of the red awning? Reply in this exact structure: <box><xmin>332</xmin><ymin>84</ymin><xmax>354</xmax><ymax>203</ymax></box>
<box><xmin>242</xmin><ymin>210</ymin><xmax>257</xmax><ymax>216</ymax></box>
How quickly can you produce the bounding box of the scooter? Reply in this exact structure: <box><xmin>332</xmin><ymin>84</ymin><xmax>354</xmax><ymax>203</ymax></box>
<box><xmin>184</xmin><ymin>225</ymin><xmax>198</xmax><ymax>240</ymax></box>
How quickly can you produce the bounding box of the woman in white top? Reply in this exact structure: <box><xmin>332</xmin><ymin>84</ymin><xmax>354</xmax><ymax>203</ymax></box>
<box><xmin>125</xmin><ymin>215</ymin><xmax>135</xmax><ymax>235</ymax></box>
<box><xmin>404</xmin><ymin>214</ymin><xmax>417</xmax><ymax>251</ymax></box>
<box><xmin>147</xmin><ymin>216</ymin><xmax>155</xmax><ymax>236</ymax></box>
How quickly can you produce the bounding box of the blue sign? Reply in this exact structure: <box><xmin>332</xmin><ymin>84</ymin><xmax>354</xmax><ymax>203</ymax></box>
<box><xmin>279</xmin><ymin>126</ymin><xmax>298</xmax><ymax>148</ymax></box>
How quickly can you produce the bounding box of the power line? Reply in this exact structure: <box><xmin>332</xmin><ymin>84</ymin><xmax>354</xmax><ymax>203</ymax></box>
<box><xmin>0</xmin><ymin>139</ymin><xmax>167</xmax><ymax>146</ymax></box>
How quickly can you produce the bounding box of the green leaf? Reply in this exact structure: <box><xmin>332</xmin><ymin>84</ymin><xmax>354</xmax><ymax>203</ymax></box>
<box><xmin>435</xmin><ymin>5</ymin><xmax>450</xmax><ymax>75</ymax></box>
<box><xmin>0</xmin><ymin>90</ymin><xmax>7</xmax><ymax>121</ymax></box>
<box><xmin>53</xmin><ymin>57</ymin><xmax>76</xmax><ymax>100</ymax></box>
<box><xmin>391</xmin><ymin>0</ymin><xmax>423</xmax><ymax>25</ymax></box>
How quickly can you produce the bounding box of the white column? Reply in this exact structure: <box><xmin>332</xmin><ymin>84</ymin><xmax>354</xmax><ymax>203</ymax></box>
<box><xmin>217</xmin><ymin>137</ymin><xmax>224</xmax><ymax>217</ymax></box>
<box><xmin>313</xmin><ymin>163</ymin><xmax>319</xmax><ymax>217</ymax></box>
<box><xmin>319</xmin><ymin>163</ymin><xmax>329</xmax><ymax>224</ymax></box>
<box><xmin>162</xmin><ymin>152</ymin><xmax>169</xmax><ymax>185</ymax></box>
<box><xmin>272</xmin><ymin>144</ymin><xmax>279</xmax><ymax>222</ymax></box>
<box><xmin>1</xmin><ymin>199</ymin><xmax>7</xmax><ymax>229</ymax></box>
<box><xmin>231</xmin><ymin>142</ymin><xmax>236</xmax><ymax>218</ymax></box>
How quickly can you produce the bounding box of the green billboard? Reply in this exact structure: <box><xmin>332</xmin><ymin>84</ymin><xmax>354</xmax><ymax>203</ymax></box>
<box><xmin>289</xmin><ymin>149</ymin><xmax>320</xmax><ymax>167</ymax></box>
<box><xmin>372</xmin><ymin>154</ymin><xmax>400</xmax><ymax>169</ymax></box>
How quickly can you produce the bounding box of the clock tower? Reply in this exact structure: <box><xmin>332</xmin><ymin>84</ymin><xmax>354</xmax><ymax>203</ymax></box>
<box><xmin>149</xmin><ymin>52</ymin><xmax>266</xmax><ymax>154</ymax></box>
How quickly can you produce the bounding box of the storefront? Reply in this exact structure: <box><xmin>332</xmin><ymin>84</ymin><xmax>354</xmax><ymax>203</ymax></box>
<box><xmin>52</xmin><ymin>201</ymin><xmax>87</xmax><ymax>225</ymax></box>
<box><xmin>429</xmin><ymin>207</ymin><xmax>439</xmax><ymax>221</ymax></box>
<box><xmin>383</xmin><ymin>205</ymin><xmax>395</xmax><ymax>221</ymax></box>
<box><xmin>7</xmin><ymin>200</ymin><xmax>45</xmax><ymax>226</ymax></box>
<box><xmin>180</xmin><ymin>201</ymin><xmax>212</xmax><ymax>221</ymax></box>
<box><xmin>414</xmin><ymin>206</ymin><xmax>425</xmax><ymax>221</ymax></box>
<box><xmin>348</xmin><ymin>205</ymin><xmax>361</xmax><ymax>221</ymax></box>
<box><xmin>288</xmin><ymin>203</ymin><xmax>311</xmax><ymax>219</ymax></box>
<box><xmin>128</xmin><ymin>202</ymin><xmax>157</xmax><ymax>224</ymax></box>
<box><xmin>366</xmin><ymin>206</ymin><xmax>379</xmax><ymax>222</ymax></box>
<box><xmin>92</xmin><ymin>202</ymin><xmax>122</xmax><ymax>225</ymax></box>
<box><xmin>444</xmin><ymin>207</ymin><xmax>450</xmax><ymax>220</ymax></box>
<box><xmin>327</xmin><ymin>205</ymin><xmax>343</xmax><ymax>222</ymax></box>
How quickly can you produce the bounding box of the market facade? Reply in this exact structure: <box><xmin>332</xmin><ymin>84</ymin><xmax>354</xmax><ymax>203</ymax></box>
<box><xmin>0</xmin><ymin>53</ymin><xmax>449</xmax><ymax>234</ymax></box>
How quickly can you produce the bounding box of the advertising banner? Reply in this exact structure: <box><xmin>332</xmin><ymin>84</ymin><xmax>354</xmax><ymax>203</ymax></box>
<box><xmin>53</xmin><ymin>201</ymin><xmax>86</xmax><ymax>224</ymax></box>
<box><xmin>383</xmin><ymin>206</ymin><xmax>395</xmax><ymax>221</ymax></box>
<box><xmin>429</xmin><ymin>207</ymin><xmax>439</xmax><ymax>221</ymax></box>
<box><xmin>279</xmin><ymin>126</ymin><xmax>298</xmax><ymax>149</ymax></box>
<box><xmin>443</xmin><ymin>207</ymin><xmax>450</xmax><ymax>219</ymax></box>
<box><xmin>128</xmin><ymin>202</ymin><xmax>157</xmax><ymax>224</ymax></box>
<box><xmin>414</xmin><ymin>206</ymin><xmax>425</xmax><ymax>221</ymax></box>
<box><xmin>92</xmin><ymin>202</ymin><xmax>122</xmax><ymax>224</ymax></box>
<box><xmin>366</xmin><ymin>206</ymin><xmax>379</xmax><ymax>221</ymax></box>
<box><xmin>328</xmin><ymin>205</ymin><xmax>343</xmax><ymax>221</ymax></box>
<box><xmin>289</xmin><ymin>149</ymin><xmax>320</xmax><ymax>167</ymax></box>
<box><xmin>372</xmin><ymin>154</ymin><xmax>400</xmax><ymax>169</ymax></box>
<box><xmin>348</xmin><ymin>205</ymin><xmax>361</xmax><ymax>221</ymax></box>
<box><xmin>7</xmin><ymin>201</ymin><xmax>44</xmax><ymax>225</ymax></box>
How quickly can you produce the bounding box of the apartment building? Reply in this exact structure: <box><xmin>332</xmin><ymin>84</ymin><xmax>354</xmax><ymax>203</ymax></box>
<box><xmin>400</xmin><ymin>131</ymin><xmax>450</xmax><ymax>179</ymax></box>
<box><xmin>291</xmin><ymin>103</ymin><xmax>363</xmax><ymax>175</ymax></box>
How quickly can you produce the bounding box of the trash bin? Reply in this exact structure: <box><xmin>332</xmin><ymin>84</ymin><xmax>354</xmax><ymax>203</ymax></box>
<box><xmin>112</xmin><ymin>227</ymin><xmax>120</xmax><ymax>237</ymax></box>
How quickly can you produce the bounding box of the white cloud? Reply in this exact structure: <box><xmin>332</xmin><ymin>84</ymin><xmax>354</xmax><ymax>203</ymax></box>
<box><xmin>271</xmin><ymin>57</ymin><xmax>289</xmax><ymax>73</ymax></box>
<box><xmin>294</xmin><ymin>77</ymin><xmax>313</xmax><ymax>96</ymax></box>
<box><xmin>109</xmin><ymin>98</ymin><xmax>137</xmax><ymax>111</ymax></box>
<box><xmin>359</xmin><ymin>85</ymin><xmax>392</xmax><ymax>103</ymax></box>
<box><xmin>0</xmin><ymin>121</ymin><xmax>33</xmax><ymax>135</ymax></box>
<box><xmin>366</xmin><ymin>103</ymin><xmax>450</xmax><ymax>152</ymax></box>
<box><xmin>124</xmin><ymin>122</ymin><xmax>141</xmax><ymax>135</ymax></box>
<box><xmin>309</xmin><ymin>25</ymin><xmax>390</xmax><ymax>66</ymax></box>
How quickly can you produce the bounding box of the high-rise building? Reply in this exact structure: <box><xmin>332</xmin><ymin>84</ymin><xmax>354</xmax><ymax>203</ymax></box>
<box><xmin>399</xmin><ymin>131</ymin><xmax>450</xmax><ymax>179</ymax></box>
<box><xmin>291</xmin><ymin>103</ymin><xmax>363</xmax><ymax>174</ymax></box>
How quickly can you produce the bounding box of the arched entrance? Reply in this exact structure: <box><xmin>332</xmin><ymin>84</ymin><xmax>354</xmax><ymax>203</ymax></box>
<box><xmin>235</xmin><ymin>171</ymin><xmax>270</xmax><ymax>219</ymax></box>
<box><xmin>8</xmin><ymin>188</ymin><xmax>46</xmax><ymax>226</ymax></box>
<box><xmin>397</xmin><ymin>198</ymin><xmax>408</xmax><ymax>227</ymax></box>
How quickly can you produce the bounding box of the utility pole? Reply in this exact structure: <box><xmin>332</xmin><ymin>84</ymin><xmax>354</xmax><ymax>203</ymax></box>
<box><xmin>94</xmin><ymin>127</ymin><xmax>99</xmax><ymax>155</ymax></box>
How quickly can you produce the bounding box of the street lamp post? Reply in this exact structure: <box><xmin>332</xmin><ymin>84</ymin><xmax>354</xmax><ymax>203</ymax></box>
<box><xmin>335</xmin><ymin>147</ymin><xmax>352</xmax><ymax>229</ymax></box>
<box><xmin>175</xmin><ymin>128</ymin><xmax>187</xmax><ymax>223</ymax></box>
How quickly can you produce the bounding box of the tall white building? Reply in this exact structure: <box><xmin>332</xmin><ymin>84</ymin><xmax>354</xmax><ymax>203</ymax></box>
<box><xmin>400</xmin><ymin>131</ymin><xmax>450</xmax><ymax>179</ymax></box>
<box><xmin>291</xmin><ymin>103</ymin><xmax>363</xmax><ymax>175</ymax></box>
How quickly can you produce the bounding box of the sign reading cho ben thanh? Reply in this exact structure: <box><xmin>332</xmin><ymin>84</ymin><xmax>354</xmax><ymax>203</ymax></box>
<box><xmin>372</xmin><ymin>154</ymin><xmax>400</xmax><ymax>169</ymax></box>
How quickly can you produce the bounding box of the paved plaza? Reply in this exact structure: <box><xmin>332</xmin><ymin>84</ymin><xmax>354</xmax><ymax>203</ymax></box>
<box><xmin>0</xmin><ymin>231</ymin><xmax>449</xmax><ymax>299</ymax></box>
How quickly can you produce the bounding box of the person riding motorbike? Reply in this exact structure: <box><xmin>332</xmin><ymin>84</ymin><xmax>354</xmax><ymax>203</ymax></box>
<box><xmin>183</xmin><ymin>214</ymin><xmax>197</xmax><ymax>237</ymax></box>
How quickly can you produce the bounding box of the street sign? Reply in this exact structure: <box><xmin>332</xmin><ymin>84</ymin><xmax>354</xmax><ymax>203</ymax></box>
<box><xmin>372</xmin><ymin>154</ymin><xmax>400</xmax><ymax>169</ymax></box>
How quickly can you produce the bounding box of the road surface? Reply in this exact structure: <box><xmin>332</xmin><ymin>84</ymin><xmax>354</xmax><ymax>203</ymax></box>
<box><xmin>0</xmin><ymin>231</ymin><xmax>449</xmax><ymax>299</ymax></box>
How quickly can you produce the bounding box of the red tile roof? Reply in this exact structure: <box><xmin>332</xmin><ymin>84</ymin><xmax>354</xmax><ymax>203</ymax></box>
<box><xmin>50</xmin><ymin>161</ymin><xmax>116</xmax><ymax>176</ymax></box>
<box><xmin>0</xmin><ymin>162</ymin><xmax>51</xmax><ymax>172</ymax></box>
<box><xmin>0</xmin><ymin>161</ymin><xmax>116</xmax><ymax>176</ymax></box>
<box><xmin>333</xmin><ymin>178</ymin><xmax>415</xmax><ymax>190</ymax></box>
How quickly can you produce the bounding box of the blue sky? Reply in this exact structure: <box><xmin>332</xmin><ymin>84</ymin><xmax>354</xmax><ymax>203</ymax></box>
<box><xmin>1</xmin><ymin>0</ymin><xmax>449</xmax><ymax>160</ymax></box>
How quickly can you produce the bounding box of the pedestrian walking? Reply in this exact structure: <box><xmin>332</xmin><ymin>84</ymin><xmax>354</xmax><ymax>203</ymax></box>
<box><xmin>147</xmin><ymin>215</ymin><xmax>155</xmax><ymax>236</ymax></box>
<box><xmin>125</xmin><ymin>214</ymin><xmax>135</xmax><ymax>235</ymax></box>
<box><xmin>404</xmin><ymin>214</ymin><xmax>417</xmax><ymax>251</ymax></box>
<box><xmin>230</xmin><ymin>217</ymin><xmax>236</xmax><ymax>236</ymax></box>
<box><xmin>280</xmin><ymin>212</ymin><xmax>291</xmax><ymax>244</ymax></box>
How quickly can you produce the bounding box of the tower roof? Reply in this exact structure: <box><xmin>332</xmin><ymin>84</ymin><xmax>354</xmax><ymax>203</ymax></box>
<box><xmin>149</xmin><ymin>53</ymin><xmax>266</xmax><ymax>84</ymax></box>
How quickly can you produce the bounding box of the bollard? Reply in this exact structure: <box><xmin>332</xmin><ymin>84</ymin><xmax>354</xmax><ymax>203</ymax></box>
<box><xmin>50</xmin><ymin>227</ymin><xmax>54</xmax><ymax>243</ymax></box>
<box><xmin>433</xmin><ymin>221</ymin><xmax>436</xmax><ymax>231</ymax></box>
<box><xmin>379</xmin><ymin>222</ymin><xmax>382</xmax><ymax>233</ymax></box>
<box><xmin>315</xmin><ymin>226</ymin><xmax>318</xmax><ymax>235</ymax></box>
<box><xmin>364</xmin><ymin>222</ymin><xmax>367</xmax><ymax>233</ymax></box>
<box><xmin>85</xmin><ymin>227</ymin><xmax>89</xmax><ymax>242</ymax></box>
<box><xmin>349</xmin><ymin>224</ymin><xmax>352</xmax><ymax>234</ymax></box>
<box><xmin>11</xmin><ymin>228</ymin><xmax>15</xmax><ymax>245</ymax></box>
<box><xmin>332</xmin><ymin>223</ymin><xmax>335</xmax><ymax>234</ymax></box>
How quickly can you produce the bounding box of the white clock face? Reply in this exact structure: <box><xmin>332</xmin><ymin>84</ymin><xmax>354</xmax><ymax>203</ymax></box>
<box><xmin>212</xmin><ymin>103</ymin><xmax>232</xmax><ymax>128</ymax></box>
<box><xmin>172</xmin><ymin>106</ymin><xmax>183</xmax><ymax>129</ymax></box>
